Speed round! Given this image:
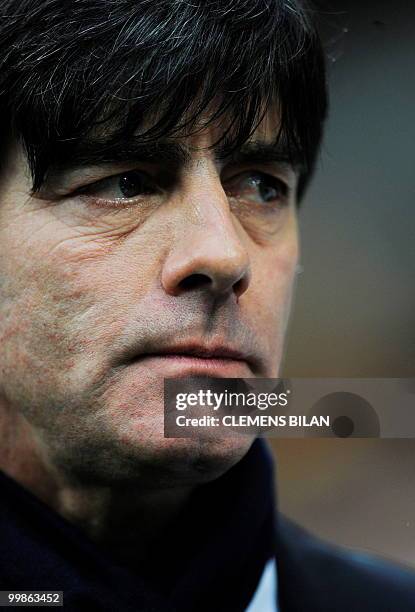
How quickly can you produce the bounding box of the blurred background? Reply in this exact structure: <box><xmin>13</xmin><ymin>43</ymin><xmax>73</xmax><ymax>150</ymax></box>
<box><xmin>273</xmin><ymin>0</ymin><xmax>415</xmax><ymax>567</ymax></box>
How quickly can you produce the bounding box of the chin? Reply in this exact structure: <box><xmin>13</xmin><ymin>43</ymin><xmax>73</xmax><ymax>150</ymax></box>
<box><xmin>82</xmin><ymin>381</ymin><xmax>256</xmax><ymax>487</ymax></box>
<box><xmin>52</xmin><ymin>411</ymin><xmax>256</xmax><ymax>488</ymax></box>
<box><xmin>112</xmin><ymin>431</ymin><xmax>256</xmax><ymax>488</ymax></box>
<box><xmin>51</xmin><ymin>377</ymin><xmax>256</xmax><ymax>487</ymax></box>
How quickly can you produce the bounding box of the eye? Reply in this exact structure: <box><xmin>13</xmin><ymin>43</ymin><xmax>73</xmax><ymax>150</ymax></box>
<box><xmin>226</xmin><ymin>172</ymin><xmax>289</xmax><ymax>205</ymax></box>
<box><xmin>77</xmin><ymin>169</ymin><xmax>159</xmax><ymax>201</ymax></box>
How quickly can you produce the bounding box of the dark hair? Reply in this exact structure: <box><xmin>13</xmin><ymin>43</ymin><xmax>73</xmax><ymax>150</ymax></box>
<box><xmin>0</xmin><ymin>0</ymin><xmax>328</xmax><ymax>199</ymax></box>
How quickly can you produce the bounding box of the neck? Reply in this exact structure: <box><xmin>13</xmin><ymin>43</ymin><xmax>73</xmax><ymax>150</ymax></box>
<box><xmin>56</xmin><ymin>483</ymin><xmax>192</xmax><ymax>565</ymax></box>
<box><xmin>0</xmin><ymin>403</ymin><xmax>193</xmax><ymax>565</ymax></box>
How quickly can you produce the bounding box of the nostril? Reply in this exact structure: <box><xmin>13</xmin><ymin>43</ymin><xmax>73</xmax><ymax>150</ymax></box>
<box><xmin>178</xmin><ymin>273</ymin><xmax>212</xmax><ymax>292</ymax></box>
<box><xmin>233</xmin><ymin>275</ymin><xmax>248</xmax><ymax>298</ymax></box>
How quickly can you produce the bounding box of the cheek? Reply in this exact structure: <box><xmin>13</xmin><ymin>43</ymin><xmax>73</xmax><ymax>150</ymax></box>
<box><xmin>245</xmin><ymin>231</ymin><xmax>298</xmax><ymax>371</ymax></box>
<box><xmin>0</xmin><ymin>258</ymin><xmax>85</xmax><ymax>408</ymax></box>
<box><xmin>0</xmin><ymin>216</ymin><xmax>111</xmax><ymax>394</ymax></box>
<box><xmin>0</xmin><ymin>207</ymin><xmax>173</xmax><ymax>391</ymax></box>
<box><xmin>252</xmin><ymin>227</ymin><xmax>298</xmax><ymax>308</ymax></box>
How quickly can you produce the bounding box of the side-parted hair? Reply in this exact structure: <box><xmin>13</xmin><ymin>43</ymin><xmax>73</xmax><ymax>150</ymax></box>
<box><xmin>0</xmin><ymin>0</ymin><xmax>328</xmax><ymax>199</ymax></box>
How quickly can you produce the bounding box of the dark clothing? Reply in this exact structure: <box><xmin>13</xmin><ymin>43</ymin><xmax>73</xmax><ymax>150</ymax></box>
<box><xmin>277</xmin><ymin>517</ymin><xmax>415</xmax><ymax>612</ymax></box>
<box><xmin>1</xmin><ymin>440</ymin><xmax>415</xmax><ymax>611</ymax></box>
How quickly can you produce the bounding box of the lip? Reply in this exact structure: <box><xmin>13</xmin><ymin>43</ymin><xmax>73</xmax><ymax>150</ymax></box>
<box><xmin>128</xmin><ymin>342</ymin><xmax>257</xmax><ymax>377</ymax></box>
<box><xmin>141</xmin><ymin>344</ymin><xmax>248</xmax><ymax>361</ymax></box>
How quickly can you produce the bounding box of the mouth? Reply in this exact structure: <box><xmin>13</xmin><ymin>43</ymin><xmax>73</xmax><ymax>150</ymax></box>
<box><xmin>128</xmin><ymin>342</ymin><xmax>256</xmax><ymax>377</ymax></box>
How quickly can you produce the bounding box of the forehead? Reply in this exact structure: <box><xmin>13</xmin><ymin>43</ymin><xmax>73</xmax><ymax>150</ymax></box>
<box><xmin>43</xmin><ymin>104</ymin><xmax>292</xmax><ymax>182</ymax></box>
<box><xmin>88</xmin><ymin>93</ymin><xmax>281</xmax><ymax>147</ymax></box>
<box><xmin>184</xmin><ymin>104</ymin><xmax>281</xmax><ymax>152</ymax></box>
<box><xmin>85</xmin><ymin>100</ymin><xmax>285</xmax><ymax>167</ymax></box>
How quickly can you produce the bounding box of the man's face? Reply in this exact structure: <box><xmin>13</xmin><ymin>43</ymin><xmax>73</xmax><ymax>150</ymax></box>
<box><xmin>0</xmin><ymin>114</ymin><xmax>299</xmax><ymax>486</ymax></box>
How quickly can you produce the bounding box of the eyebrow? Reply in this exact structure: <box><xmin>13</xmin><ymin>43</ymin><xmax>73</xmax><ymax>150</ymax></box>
<box><xmin>47</xmin><ymin>136</ymin><xmax>301</xmax><ymax>182</ymax></box>
<box><xmin>222</xmin><ymin>141</ymin><xmax>300</xmax><ymax>170</ymax></box>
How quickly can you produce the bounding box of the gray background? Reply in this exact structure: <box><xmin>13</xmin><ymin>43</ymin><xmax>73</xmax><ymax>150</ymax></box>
<box><xmin>273</xmin><ymin>0</ymin><xmax>415</xmax><ymax>567</ymax></box>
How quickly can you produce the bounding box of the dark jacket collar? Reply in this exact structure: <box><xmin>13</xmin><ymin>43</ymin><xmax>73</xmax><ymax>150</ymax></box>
<box><xmin>0</xmin><ymin>439</ymin><xmax>276</xmax><ymax>612</ymax></box>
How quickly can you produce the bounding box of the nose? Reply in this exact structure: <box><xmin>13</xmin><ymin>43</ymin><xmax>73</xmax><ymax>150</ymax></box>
<box><xmin>161</xmin><ymin>184</ymin><xmax>251</xmax><ymax>300</ymax></box>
